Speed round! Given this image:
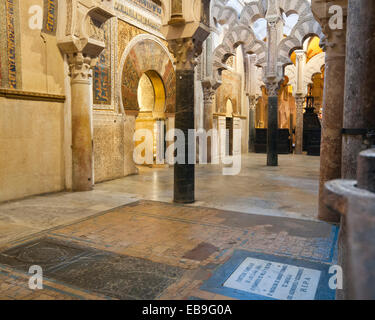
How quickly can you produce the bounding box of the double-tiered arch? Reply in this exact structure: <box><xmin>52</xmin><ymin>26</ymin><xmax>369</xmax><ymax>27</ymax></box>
<box><xmin>118</xmin><ymin>34</ymin><xmax>176</xmax><ymax>115</ymax></box>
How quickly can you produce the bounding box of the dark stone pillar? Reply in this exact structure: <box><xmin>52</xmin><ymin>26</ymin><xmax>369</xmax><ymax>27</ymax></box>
<box><xmin>267</xmin><ymin>96</ymin><xmax>278</xmax><ymax>166</ymax></box>
<box><xmin>174</xmin><ymin>70</ymin><xmax>195</xmax><ymax>203</ymax></box>
<box><xmin>342</xmin><ymin>0</ymin><xmax>375</xmax><ymax>179</ymax></box>
<box><xmin>248</xmin><ymin>97</ymin><xmax>257</xmax><ymax>153</ymax></box>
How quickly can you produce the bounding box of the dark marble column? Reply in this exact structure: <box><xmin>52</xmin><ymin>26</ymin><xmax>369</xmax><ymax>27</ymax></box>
<box><xmin>174</xmin><ymin>70</ymin><xmax>195</xmax><ymax>203</ymax></box>
<box><xmin>248</xmin><ymin>96</ymin><xmax>257</xmax><ymax>153</ymax></box>
<box><xmin>342</xmin><ymin>0</ymin><xmax>375</xmax><ymax>179</ymax></box>
<box><xmin>267</xmin><ymin>95</ymin><xmax>279</xmax><ymax>166</ymax></box>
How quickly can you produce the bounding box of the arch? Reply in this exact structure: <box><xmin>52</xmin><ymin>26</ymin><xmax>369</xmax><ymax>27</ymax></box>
<box><xmin>220</xmin><ymin>93</ymin><xmax>238</xmax><ymax>115</ymax></box>
<box><xmin>212</xmin><ymin>24</ymin><xmax>264</xmax><ymax>88</ymax></box>
<box><xmin>279</xmin><ymin>0</ymin><xmax>311</xmax><ymax>17</ymax></box>
<box><xmin>137</xmin><ymin>70</ymin><xmax>166</xmax><ymax>116</ymax></box>
<box><xmin>285</xmin><ymin>64</ymin><xmax>296</xmax><ymax>88</ymax></box>
<box><xmin>118</xmin><ymin>34</ymin><xmax>176</xmax><ymax>115</ymax></box>
<box><xmin>225</xmin><ymin>98</ymin><xmax>234</xmax><ymax>117</ymax></box>
<box><xmin>240</xmin><ymin>1</ymin><xmax>267</xmax><ymax>26</ymax></box>
<box><xmin>212</xmin><ymin>0</ymin><xmax>239</xmax><ymax>27</ymax></box>
<box><xmin>304</xmin><ymin>52</ymin><xmax>325</xmax><ymax>86</ymax></box>
<box><xmin>278</xmin><ymin>17</ymin><xmax>324</xmax><ymax>67</ymax></box>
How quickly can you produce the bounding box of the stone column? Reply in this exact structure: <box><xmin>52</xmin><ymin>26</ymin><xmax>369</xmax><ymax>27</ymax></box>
<box><xmin>264</xmin><ymin>1</ymin><xmax>283</xmax><ymax>167</ymax></box>
<box><xmin>266</xmin><ymin>83</ymin><xmax>280</xmax><ymax>166</ymax></box>
<box><xmin>57</xmin><ymin>1</ymin><xmax>114</xmax><ymax>191</ymax></box>
<box><xmin>68</xmin><ymin>53</ymin><xmax>95</xmax><ymax>192</ymax></box>
<box><xmin>248</xmin><ymin>96</ymin><xmax>257</xmax><ymax>153</ymax></box>
<box><xmin>295</xmin><ymin>95</ymin><xmax>305</xmax><ymax>155</ymax></box>
<box><xmin>342</xmin><ymin>0</ymin><xmax>375</xmax><ymax>179</ymax></box>
<box><xmin>294</xmin><ymin>49</ymin><xmax>306</xmax><ymax>155</ymax></box>
<box><xmin>203</xmin><ymin>87</ymin><xmax>216</xmax><ymax>162</ymax></box>
<box><xmin>169</xmin><ymin>38</ymin><xmax>197</xmax><ymax>203</ymax></box>
<box><xmin>313</xmin><ymin>3</ymin><xmax>348</xmax><ymax>222</ymax></box>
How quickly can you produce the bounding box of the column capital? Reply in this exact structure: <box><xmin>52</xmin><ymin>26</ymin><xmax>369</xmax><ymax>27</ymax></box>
<box><xmin>68</xmin><ymin>53</ymin><xmax>96</xmax><ymax>84</ymax></box>
<box><xmin>248</xmin><ymin>95</ymin><xmax>259</xmax><ymax>110</ymax></box>
<box><xmin>265</xmin><ymin>80</ymin><xmax>282</xmax><ymax>97</ymax></box>
<box><xmin>294</xmin><ymin>50</ymin><xmax>306</xmax><ymax>61</ymax></box>
<box><xmin>295</xmin><ymin>94</ymin><xmax>306</xmax><ymax>107</ymax></box>
<box><xmin>203</xmin><ymin>86</ymin><xmax>216</xmax><ymax>105</ymax></box>
<box><xmin>168</xmin><ymin>38</ymin><xmax>201</xmax><ymax>71</ymax></box>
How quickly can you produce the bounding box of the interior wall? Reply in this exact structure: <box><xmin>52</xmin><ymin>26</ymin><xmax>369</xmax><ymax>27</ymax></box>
<box><xmin>94</xmin><ymin>20</ymin><xmax>175</xmax><ymax>182</ymax></box>
<box><xmin>0</xmin><ymin>0</ymin><xmax>66</xmax><ymax>202</ymax></box>
<box><xmin>93</xmin><ymin>112</ymin><xmax>126</xmax><ymax>183</ymax></box>
<box><xmin>0</xmin><ymin>98</ymin><xmax>65</xmax><ymax>202</ymax></box>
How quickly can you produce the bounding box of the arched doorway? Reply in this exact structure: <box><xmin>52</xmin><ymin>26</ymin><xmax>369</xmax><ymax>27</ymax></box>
<box><xmin>136</xmin><ymin>71</ymin><xmax>168</xmax><ymax>166</ymax></box>
<box><xmin>119</xmin><ymin>35</ymin><xmax>176</xmax><ymax>171</ymax></box>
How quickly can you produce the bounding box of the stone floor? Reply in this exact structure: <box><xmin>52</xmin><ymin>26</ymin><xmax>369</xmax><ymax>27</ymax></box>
<box><xmin>0</xmin><ymin>154</ymin><xmax>335</xmax><ymax>300</ymax></box>
<box><xmin>0</xmin><ymin>154</ymin><xmax>319</xmax><ymax>246</ymax></box>
<box><xmin>0</xmin><ymin>201</ymin><xmax>337</xmax><ymax>300</ymax></box>
<box><xmin>98</xmin><ymin>154</ymin><xmax>320</xmax><ymax>221</ymax></box>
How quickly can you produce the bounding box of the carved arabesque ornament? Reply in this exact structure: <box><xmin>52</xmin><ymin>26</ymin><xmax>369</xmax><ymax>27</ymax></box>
<box><xmin>68</xmin><ymin>53</ymin><xmax>97</xmax><ymax>83</ymax></box>
<box><xmin>168</xmin><ymin>38</ymin><xmax>200</xmax><ymax>71</ymax></box>
<box><xmin>58</xmin><ymin>0</ymin><xmax>114</xmax><ymax>58</ymax></box>
<box><xmin>266</xmin><ymin>80</ymin><xmax>283</xmax><ymax>97</ymax></box>
<box><xmin>248</xmin><ymin>95</ymin><xmax>260</xmax><ymax>110</ymax></box>
<box><xmin>295</xmin><ymin>94</ymin><xmax>306</xmax><ymax>110</ymax></box>
<box><xmin>203</xmin><ymin>86</ymin><xmax>216</xmax><ymax>105</ymax></box>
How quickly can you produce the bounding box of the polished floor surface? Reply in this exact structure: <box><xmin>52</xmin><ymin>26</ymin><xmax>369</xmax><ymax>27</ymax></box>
<box><xmin>0</xmin><ymin>154</ymin><xmax>334</xmax><ymax>300</ymax></box>
<box><xmin>0</xmin><ymin>154</ymin><xmax>319</xmax><ymax>246</ymax></box>
<box><xmin>98</xmin><ymin>153</ymin><xmax>320</xmax><ymax>220</ymax></box>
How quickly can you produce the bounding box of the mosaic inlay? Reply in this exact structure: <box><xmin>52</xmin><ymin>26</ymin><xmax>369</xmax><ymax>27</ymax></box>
<box><xmin>93</xmin><ymin>20</ymin><xmax>112</xmax><ymax>106</ymax></box>
<box><xmin>5</xmin><ymin>0</ymin><xmax>17</xmax><ymax>89</ymax></box>
<box><xmin>42</xmin><ymin>0</ymin><xmax>58</xmax><ymax>35</ymax></box>
<box><xmin>0</xmin><ymin>238</ymin><xmax>184</xmax><ymax>300</ymax></box>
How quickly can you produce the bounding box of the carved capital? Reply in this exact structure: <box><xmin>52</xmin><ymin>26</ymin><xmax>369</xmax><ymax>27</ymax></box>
<box><xmin>203</xmin><ymin>87</ymin><xmax>216</xmax><ymax>105</ymax></box>
<box><xmin>68</xmin><ymin>53</ymin><xmax>96</xmax><ymax>84</ymax></box>
<box><xmin>320</xmin><ymin>28</ymin><xmax>347</xmax><ymax>58</ymax></box>
<box><xmin>248</xmin><ymin>95</ymin><xmax>259</xmax><ymax>110</ymax></box>
<box><xmin>295</xmin><ymin>50</ymin><xmax>305</xmax><ymax>63</ymax></box>
<box><xmin>295</xmin><ymin>95</ymin><xmax>306</xmax><ymax>110</ymax></box>
<box><xmin>311</xmin><ymin>0</ymin><xmax>348</xmax><ymax>58</ymax></box>
<box><xmin>265</xmin><ymin>81</ymin><xmax>281</xmax><ymax>97</ymax></box>
<box><xmin>168</xmin><ymin>38</ymin><xmax>201</xmax><ymax>71</ymax></box>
